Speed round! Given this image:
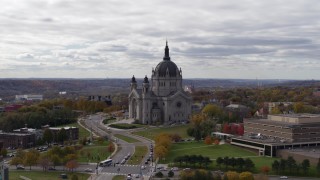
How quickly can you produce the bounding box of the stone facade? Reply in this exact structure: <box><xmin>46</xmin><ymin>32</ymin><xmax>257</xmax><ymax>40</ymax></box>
<box><xmin>128</xmin><ymin>42</ymin><xmax>192</xmax><ymax>124</ymax></box>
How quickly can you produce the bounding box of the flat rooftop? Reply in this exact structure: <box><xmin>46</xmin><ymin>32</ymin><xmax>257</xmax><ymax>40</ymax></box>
<box><xmin>233</xmin><ymin>135</ymin><xmax>320</xmax><ymax>146</ymax></box>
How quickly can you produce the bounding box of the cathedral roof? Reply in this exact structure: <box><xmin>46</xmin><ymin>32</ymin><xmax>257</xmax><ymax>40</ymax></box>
<box><xmin>154</xmin><ymin>41</ymin><xmax>179</xmax><ymax>77</ymax></box>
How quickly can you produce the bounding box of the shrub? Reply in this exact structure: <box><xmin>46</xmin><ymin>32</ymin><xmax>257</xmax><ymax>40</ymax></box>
<box><xmin>168</xmin><ymin>170</ymin><xmax>174</xmax><ymax>177</ymax></box>
<box><xmin>155</xmin><ymin>171</ymin><xmax>164</xmax><ymax>178</ymax></box>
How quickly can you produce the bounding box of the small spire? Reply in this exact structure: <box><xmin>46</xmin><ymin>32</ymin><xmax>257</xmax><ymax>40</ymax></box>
<box><xmin>143</xmin><ymin>75</ymin><xmax>149</xmax><ymax>83</ymax></box>
<box><xmin>131</xmin><ymin>75</ymin><xmax>136</xmax><ymax>83</ymax></box>
<box><xmin>163</xmin><ymin>40</ymin><xmax>170</xmax><ymax>61</ymax></box>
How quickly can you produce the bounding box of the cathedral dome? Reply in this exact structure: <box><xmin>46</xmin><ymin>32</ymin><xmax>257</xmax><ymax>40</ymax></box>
<box><xmin>154</xmin><ymin>41</ymin><xmax>179</xmax><ymax>77</ymax></box>
<box><xmin>155</xmin><ymin>60</ymin><xmax>179</xmax><ymax>77</ymax></box>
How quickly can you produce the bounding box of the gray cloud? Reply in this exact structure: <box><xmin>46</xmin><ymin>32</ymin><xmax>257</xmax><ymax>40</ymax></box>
<box><xmin>0</xmin><ymin>0</ymin><xmax>320</xmax><ymax>79</ymax></box>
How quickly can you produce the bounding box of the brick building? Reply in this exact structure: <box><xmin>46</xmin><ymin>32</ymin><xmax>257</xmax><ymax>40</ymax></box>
<box><xmin>0</xmin><ymin>132</ymin><xmax>35</xmax><ymax>149</ymax></box>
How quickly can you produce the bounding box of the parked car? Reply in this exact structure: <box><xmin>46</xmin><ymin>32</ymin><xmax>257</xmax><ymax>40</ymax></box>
<box><xmin>59</xmin><ymin>174</ymin><xmax>68</xmax><ymax>179</ymax></box>
<box><xmin>280</xmin><ymin>176</ymin><xmax>288</xmax><ymax>179</ymax></box>
<box><xmin>48</xmin><ymin>167</ymin><xmax>56</xmax><ymax>171</ymax></box>
<box><xmin>84</xmin><ymin>168</ymin><xmax>93</xmax><ymax>172</ymax></box>
<box><xmin>171</xmin><ymin>167</ymin><xmax>179</xmax><ymax>171</ymax></box>
<box><xmin>17</xmin><ymin>165</ymin><xmax>25</xmax><ymax>170</ymax></box>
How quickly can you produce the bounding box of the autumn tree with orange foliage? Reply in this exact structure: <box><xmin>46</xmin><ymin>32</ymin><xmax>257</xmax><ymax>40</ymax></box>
<box><xmin>154</xmin><ymin>133</ymin><xmax>172</xmax><ymax>160</ymax></box>
<box><xmin>65</xmin><ymin>159</ymin><xmax>79</xmax><ymax>172</ymax></box>
<box><xmin>260</xmin><ymin>165</ymin><xmax>270</xmax><ymax>174</ymax></box>
<box><xmin>107</xmin><ymin>143</ymin><xmax>115</xmax><ymax>157</ymax></box>
<box><xmin>204</xmin><ymin>135</ymin><xmax>212</xmax><ymax>145</ymax></box>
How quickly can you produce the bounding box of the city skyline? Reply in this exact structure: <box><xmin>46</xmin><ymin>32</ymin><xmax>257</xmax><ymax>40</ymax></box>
<box><xmin>1</xmin><ymin>0</ymin><xmax>320</xmax><ymax>80</ymax></box>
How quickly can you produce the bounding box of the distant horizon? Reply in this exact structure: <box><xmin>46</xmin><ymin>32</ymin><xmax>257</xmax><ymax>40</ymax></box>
<box><xmin>0</xmin><ymin>77</ymin><xmax>318</xmax><ymax>81</ymax></box>
<box><xmin>1</xmin><ymin>0</ymin><xmax>320</xmax><ymax>79</ymax></box>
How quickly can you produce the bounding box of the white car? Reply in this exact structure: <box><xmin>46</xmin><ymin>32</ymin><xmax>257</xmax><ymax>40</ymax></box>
<box><xmin>84</xmin><ymin>168</ymin><xmax>93</xmax><ymax>172</ymax></box>
<box><xmin>280</xmin><ymin>176</ymin><xmax>288</xmax><ymax>179</ymax></box>
<box><xmin>171</xmin><ymin>167</ymin><xmax>179</xmax><ymax>171</ymax></box>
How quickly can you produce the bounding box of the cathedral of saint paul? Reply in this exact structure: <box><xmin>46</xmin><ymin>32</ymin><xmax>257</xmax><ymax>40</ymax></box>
<box><xmin>128</xmin><ymin>41</ymin><xmax>192</xmax><ymax>124</ymax></box>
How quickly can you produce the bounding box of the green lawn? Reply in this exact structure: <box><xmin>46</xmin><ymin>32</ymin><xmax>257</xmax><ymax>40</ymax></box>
<box><xmin>78</xmin><ymin>141</ymin><xmax>111</xmax><ymax>163</ymax></box>
<box><xmin>9</xmin><ymin>171</ymin><xmax>90</xmax><ymax>180</ymax></box>
<box><xmin>132</xmin><ymin>124</ymin><xmax>192</xmax><ymax>140</ymax></box>
<box><xmin>127</xmin><ymin>146</ymin><xmax>148</xmax><ymax>165</ymax></box>
<box><xmin>59</xmin><ymin>122</ymin><xmax>90</xmax><ymax>140</ymax></box>
<box><xmin>162</xmin><ymin>142</ymin><xmax>283</xmax><ymax>174</ymax></box>
<box><xmin>112</xmin><ymin>175</ymin><xmax>125</xmax><ymax>180</ymax></box>
<box><xmin>161</xmin><ymin>142</ymin><xmax>256</xmax><ymax>163</ymax></box>
<box><xmin>114</xmin><ymin>134</ymin><xmax>140</xmax><ymax>143</ymax></box>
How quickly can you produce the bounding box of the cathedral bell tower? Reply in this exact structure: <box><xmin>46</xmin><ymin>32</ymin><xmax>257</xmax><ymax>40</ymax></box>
<box><xmin>130</xmin><ymin>75</ymin><xmax>137</xmax><ymax>90</ymax></box>
<box><xmin>142</xmin><ymin>75</ymin><xmax>149</xmax><ymax>94</ymax></box>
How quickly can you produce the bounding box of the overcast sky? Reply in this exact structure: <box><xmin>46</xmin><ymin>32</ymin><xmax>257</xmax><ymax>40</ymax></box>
<box><xmin>1</xmin><ymin>0</ymin><xmax>320</xmax><ymax>79</ymax></box>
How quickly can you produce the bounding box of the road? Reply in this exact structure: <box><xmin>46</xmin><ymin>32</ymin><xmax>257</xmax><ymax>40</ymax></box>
<box><xmin>82</xmin><ymin>114</ymin><xmax>154</xmax><ymax>179</ymax></box>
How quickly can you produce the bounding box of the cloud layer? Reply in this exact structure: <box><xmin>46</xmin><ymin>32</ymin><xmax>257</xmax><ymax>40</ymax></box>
<box><xmin>1</xmin><ymin>0</ymin><xmax>320</xmax><ymax>79</ymax></box>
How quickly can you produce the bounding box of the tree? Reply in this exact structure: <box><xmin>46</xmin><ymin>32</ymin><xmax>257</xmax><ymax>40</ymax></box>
<box><xmin>38</xmin><ymin>155</ymin><xmax>50</xmax><ymax>171</ymax></box>
<box><xmin>168</xmin><ymin>170</ymin><xmax>174</xmax><ymax>177</ymax></box>
<box><xmin>286</xmin><ymin>156</ymin><xmax>296</xmax><ymax>174</ymax></box>
<box><xmin>23</xmin><ymin>149</ymin><xmax>39</xmax><ymax>170</ymax></box>
<box><xmin>65</xmin><ymin>159</ymin><xmax>79</xmax><ymax>172</ymax></box>
<box><xmin>107</xmin><ymin>143</ymin><xmax>115</xmax><ymax>156</ymax></box>
<box><xmin>279</xmin><ymin>159</ymin><xmax>287</xmax><ymax>173</ymax></box>
<box><xmin>203</xmin><ymin>157</ymin><xmax>212</xmax><ymax>168</ymax></box>
<box><xmin>236</xmin><ymin>158</ymin><xmax>245</xmax><ymax>171</ymax></box>
<box><xmin>50</xmin><ymin>154</ymin><xmax>61</xmax><ymax>168</ymax></box>
<box><xmin>216</xmin><ymin>157</ymin><xmax>224</xmax><ymax>168</ymax></box>
<box><xmin>155</xmin><ymin>171</ymin><xmax>163</xmax><ymax>178</ymax></box>
<box><xmin>43</xmin><ymin>129</ymin><xmax>53</xmax><ymax>144</ymax></box>
<box><xmin>260</xmin><ymin>166</ymin><xmax>270</xmax><ymax>174</ymax></box>
<box><xmin>10</xmin><ymin>157</ymin><xmax>23</xmax><ymax>168</ymax></box>
<box><xmin>0</xmin><ymin>148</ymin><xmax>7</xmax><ymax>157</ymax></box>
<box><xmin>226</xmin><ymin>171</ymin><xmax>239</xmax><ymax>180</ymax></box>
<box><xmin>223</xmin><ymin>156</ymin><xmax>230</xmax><ymax>170</ymax></box>
<box><xmin>223</xmin><ymin>123</ymin><xmax>231</xmax><ymax>134</ymax></box>
<box><xmin>244</xmin><ymin>158</ymin><xmax>254</xmax><ymax>171</ymax></box>
<box><xmin>202</xmin><ymin>104</ymin><xmax>222</xmax><ymax>118</ymax></box>
<box><xmin>214</xmin><ymin>139</ymin><xmax>220</xmax><ymax>145</ymax></box>
<box><xmin>230</xmin><ymin>157</ymin><xmax>236</xmax><ymax>169</ymax></box>
<box><xmin>174</xmin><ymin>156</ymin><xmax>183</xmax><ymax>167</ymax></box>
<box><xmin>71</xmin><ymin>174</ymin><xmax>79</xmax><ymax>180</ymax></box>
<box><xmin>301</xmin><ymin>159</ymin><xmax>310</xmax><ymax>175</ymax></box>
<box><xmin>204</xmin><ymin>135</ymin><xmax>212</xmax><ymax>145</ymax></box>
<box><xmin>239</xmin><ymin>171</ymin><xmax>254</xmax><ymax>180</ymax></box>
<box><xmin>317</xmin><ymin>159</ymin><xmax>320</xmax><ymax>175</ymax></box>
<box><xmin>154</xmin><ymin>145</ymin><xmax>168</xmax><ymax>160</ymax></box>
<box><xmin>170</xmin><ymin>134</ymin><xmax>182</xmax><ymax>142</ymax></box>
<box><xmin>272</xmin><ymin>160</ymin><xmax>280</xmax><ymax>174</ymax></box>
<box><xmin>293</xmin><ymin>102</ymin><xmax>305</xmax><ymax>113</ymax></box>
<box><xmin>96</xmin><ymin>136</ymin><xmax>104</xmax><ymax>145</ymax></box>
<box><xmin>57</xmin><ymin>128</ymin><xmax>67</xmax><ymax>144</ymax></box>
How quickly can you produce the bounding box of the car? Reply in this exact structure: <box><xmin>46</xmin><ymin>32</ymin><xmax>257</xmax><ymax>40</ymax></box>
<box><xmin>144</xmin><ymin>161</ymin><xmax>148</xmax><ymax>165</ymax></box>
<box><xmin>135</xmin><ymin>174</ymin><xmax>140</xmax><ymax>178</ymax></box>
<box><xmin>59</xmin><ymin>174</ymin><xmax>68</xmax><ymax>179</ymax></box>
<box><xmin>171</xmin><ymin>167</ymin><xmax>179</xmax><ymax>171</ymax></box>
<box><xmin>161</xmin><ymin>167</ymin><xmax>168</xmax><ymax>171</ymax></box>
<box><xmin>280</xmin><ymin>176</ymin><xmax>288</xmax><ymax>179</ymax></box>
<box><xmin>17</xmin><ymin>166</ymin><xmax>25</xmax><ymax>170</ymax></box>
<box><xmin>84</xmin><ymin>168</ymin><xmax>93</xmax><ymax>172</ymax></box>
<box><xmin>141</xmin><ymin>166</ymin><xmax>146</xmax><ymax>170</ymax></box>
<box><xmin>183</xmin><ymin>168</ymin><xmax>191</xmax><ymax>171</ymax></box>
<box><xmin>115</xmin><ymin>160</ymin><xmax>120</xmax><ymax>164</ymax></box>
<box><xmin>121</xmin><ymin>159</ymin><xmax>126</xmax><ymax>165</ymax></box>
<box><xmin>48</xmin><ymin>167</ymin><xmax>56</xmax><ymax>171</ymax></box>
<box><xmin>126</xmin><ymin>173</ymin><xmax>132</xmax><ymax>180</ymax></box>
<box><xmin>8</xmin><ymin>153</ymin><xmax>14</xmax><ymax>157</ymax></box>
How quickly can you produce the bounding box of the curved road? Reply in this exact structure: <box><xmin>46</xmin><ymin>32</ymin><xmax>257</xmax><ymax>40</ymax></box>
<box><xmin>82</xmin><ymin>114</ymin><xmax>154</xmax><ymax>179</ymax></box>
